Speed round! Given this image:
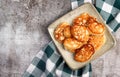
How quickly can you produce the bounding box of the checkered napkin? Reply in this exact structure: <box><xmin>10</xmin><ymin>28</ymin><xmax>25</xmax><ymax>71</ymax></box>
<box><xmin>23</xmin><ymin>41</ymin><xmax>92</xmax><ymax>77</ymax></box>
<box><xmin>23</xmin><ymin>0</ymin><xmax>120</xmax><ymax>77</ymax></box>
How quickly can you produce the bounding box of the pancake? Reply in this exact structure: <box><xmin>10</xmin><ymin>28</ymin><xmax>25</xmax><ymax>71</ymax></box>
<box><xmin>63</xmin><ymin>38</ymin><xmax>83</xmax><ymax>53</ymax></box>
<box><xmin>71</xmin><ymin>25</ymin><xmax>89</xmax><ymax>42</ymax></box>
<box><xmin>54</xmin><ymin>22</ymin><xmax>69</xmax><ymax>43</ymax></box>
<box><xmin>88</xmin><ymin>35</ymin><xmax>106</xmax><ymax>50</ymax></box>
<box><xmin>87</xmin><ymin>17</ymin><xmax>105</xmax><ymax>34</ymax></box>
<box><xmin>73</xmin><ymin>13</ymin><xmax>90</xmax><ymax>26</ymax></box>
<box><xmin>74</xmin><ymin>44</ymin><xmax>95</xmax><ymax>62</ymax></box>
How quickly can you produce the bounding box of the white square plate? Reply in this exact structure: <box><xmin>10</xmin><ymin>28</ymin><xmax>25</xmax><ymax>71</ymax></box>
<box><xmin>48</xmin><ymin>3</ymin><xmax>116</xmax><ymax>70</ymax></box>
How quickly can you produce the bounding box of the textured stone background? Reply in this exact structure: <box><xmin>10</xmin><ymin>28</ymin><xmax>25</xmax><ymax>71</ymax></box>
<box><xmin>0</xmin><ymin>0</ymin><xmax>120</xmax><ymax>77</ymax></box>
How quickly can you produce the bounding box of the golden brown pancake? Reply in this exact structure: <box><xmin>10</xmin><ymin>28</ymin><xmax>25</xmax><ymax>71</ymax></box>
<box><xmin>74</xmin><ymin>44</ymin><xmax>95</xmax><ymax>62</ymax></box>
<box><xmin>54</xmin><ymin>22</ymin><xmax>69</xmax><ymax>43</ymax></box>
<box><xmin>88</xmin><ymin>35</ymin><xmax>106</xmax><ymax>50</ymax></box>
<box><xmin>63</xmin><ymin>38</ymin><xmax>83</xmax><ymax>53</ymax></box>
<box><xmin>87</xmin><ymin>17</ymin><xmax>105</xmax><ymax>34</ymax></box>
<box><xmin>71</xmin><ymin>25</ymin><xmax>89</xmax><ymax>42</ymax></box>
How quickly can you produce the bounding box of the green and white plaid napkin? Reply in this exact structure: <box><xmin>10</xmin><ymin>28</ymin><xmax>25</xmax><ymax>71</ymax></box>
<box><xmin>23</xmin><ymin>41</ymin><xmax>92</xmax><ymax>77</ymax></box>
<box><xmin>23</xmin><ymin>0</ymin><xmax>120</xmax><ymax>77</ymax></box>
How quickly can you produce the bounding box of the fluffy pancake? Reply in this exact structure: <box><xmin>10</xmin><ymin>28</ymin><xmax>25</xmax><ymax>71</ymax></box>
<box><xmin>73</xmin><ymin>13</ymin><xmax>90</xmax><ymax>26</ymax></box>
<box><xmin>63</xmin><ymin>38</ymin><xmax>83</xmax><ymax>53</ymax></box>
<box><xmin>71</xmin><ymin>25</ymin><xmax>89</xmax><ymax>42</ymax></box>
<box><xmin>74</xmin><ymin>44</ymin><xmax>95</xmax><ymax>62</ymax></box>
<box><xmin>88</xmin><ymin>35</ymin><xmax>106</xmax><ymax>50</ymax></box>
<box><xmin>87</xmin><ymin>17</ymin><xmax>105</xmax><ymax>34</ymax></box>
<box><xmin>54</xmin><ymin>22</ymin><xmax>69</xmax><ymax>43</ymax></box>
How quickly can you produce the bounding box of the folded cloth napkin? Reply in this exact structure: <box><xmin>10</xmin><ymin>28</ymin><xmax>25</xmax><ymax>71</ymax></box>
<box><xmin>23</xmin><ymin>0</ymin><xmax>120</xmax><ymax>77</ymax></box>
<box><xmin>23</xmin><ymin>41</ymin><xmax>92</xmax><ymax>77</ymax></box>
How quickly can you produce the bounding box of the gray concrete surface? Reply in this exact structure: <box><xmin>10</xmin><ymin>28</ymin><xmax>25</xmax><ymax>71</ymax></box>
<box><xmin>0</xmin><ymin>0</ymin><xmax>120</xmax><ymax>77</ymax></box>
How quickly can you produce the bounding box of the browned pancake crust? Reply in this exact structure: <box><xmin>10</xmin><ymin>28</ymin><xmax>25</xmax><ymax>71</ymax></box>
<box><xmin>71</xmin><ymin>25</ymin><xmax>89</xmax><ymax>42</ymax></box>
<box><xmin>54</xmin><ymin>22</ymin><xmax>69</xmax><ymax>43</ymax></box>
<box><xmin>74</xmin><ymin>44</ymin><xmax>95</xmax><ymax>62</ymax></box>
<box><xmin>63</xmin><ymin>38</ymin><xmax>83</xmax><ymax>53</ymax></box>
<box><xmin>88</xmin><ymin>35</ymin><xmax>106</xmax><ymax>50</ymax></box>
